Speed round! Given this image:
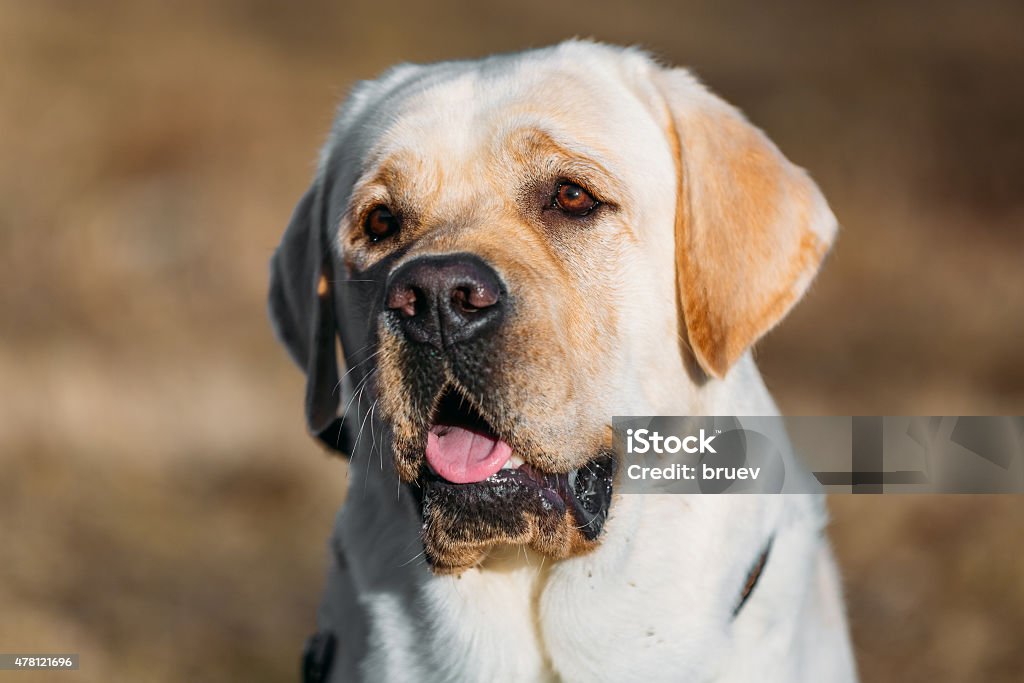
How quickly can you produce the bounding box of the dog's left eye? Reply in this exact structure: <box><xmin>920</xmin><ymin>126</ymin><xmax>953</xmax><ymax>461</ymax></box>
<box><xmin>364</xmin><ymin>206</ymin><xmax>400</xmax><ymax>242</ymax></box>
<box><xmin>552</xmin><ymin>182</ymin><xmax>599</xmax><ymax>216</ymax></box>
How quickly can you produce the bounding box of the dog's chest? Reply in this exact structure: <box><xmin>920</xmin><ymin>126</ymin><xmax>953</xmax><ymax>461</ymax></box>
<box><xmin>393</xmin><ymin>512</ymin><xmax>733</xmax><ymax>682</ymax></box>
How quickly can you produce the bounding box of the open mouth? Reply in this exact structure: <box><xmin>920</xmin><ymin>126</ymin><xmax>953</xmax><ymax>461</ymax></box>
<box><xmin>421</xmin><ymin>388</ymin><xmax>615</xmax><ymax>539</ymax></box>
<box><xmin>425</xmin><ymin>390</ymin><xmax>515</xmax><ymax>483</ymax></box>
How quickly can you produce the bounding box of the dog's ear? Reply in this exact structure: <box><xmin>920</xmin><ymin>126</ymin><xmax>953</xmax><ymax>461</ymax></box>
<box><xmin>654</xmin><ymin>68</ymin><xmax>837</xmax><ymax>378</ymax></box>
<box><xmin>268</xmin><ymin>181</ymin><xmax>348</xmax><ymax>454</ymax></box>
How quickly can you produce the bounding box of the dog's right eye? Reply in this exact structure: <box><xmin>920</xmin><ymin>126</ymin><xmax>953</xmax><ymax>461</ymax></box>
<box><xmin>364</xmin><ymin>206</ymin><xmax>400</xmax><ymax>242</ymax></box>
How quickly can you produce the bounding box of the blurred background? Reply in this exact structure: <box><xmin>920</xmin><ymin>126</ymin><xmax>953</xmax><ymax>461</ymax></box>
<box><xmin>1</xmin><ymin>0</ymin><xmax>1022</xmax><ymax>680</ymax></box>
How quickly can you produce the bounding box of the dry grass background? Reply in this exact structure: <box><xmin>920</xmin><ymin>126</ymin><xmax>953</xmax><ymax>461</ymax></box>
<box><xmin>1</xmin><ymin>1</ymin><xmax>1022</xmax><ymax>681</ymax></box>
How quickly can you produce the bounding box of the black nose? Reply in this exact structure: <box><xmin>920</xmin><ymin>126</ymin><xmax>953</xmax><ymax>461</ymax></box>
<box><xmin>385</xmin><ymin>254</ymin><xmax>505</xmax><ymax>347</ymax></box>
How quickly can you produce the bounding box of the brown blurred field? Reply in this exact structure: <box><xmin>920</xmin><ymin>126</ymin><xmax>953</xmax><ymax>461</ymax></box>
<box><xmin>1</xmin><ymin>1</ymin><xmax>1022</xmax><ymax>681</ymax></box>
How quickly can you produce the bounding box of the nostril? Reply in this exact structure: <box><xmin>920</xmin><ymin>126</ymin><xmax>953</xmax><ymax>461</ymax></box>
<box><xmin>451</xmin><ymin>288</ymin><xmax>474</xmax><ymax>313</ymax></box>
<box><xmin>386</xmin><ymin>285</ymin><xmax>419</xmax><ymax>318</ymax></box>
<box><xmin>451</xmin><ymin>284</ymin><xmax>499</xmax><ymax>313</ymax></box>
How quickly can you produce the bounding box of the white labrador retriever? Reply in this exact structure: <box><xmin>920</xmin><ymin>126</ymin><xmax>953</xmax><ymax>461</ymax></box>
<box><xmin>269</xmin><ymin>40</ymin><xmax>857</xmax><ymax>682</ymax></box>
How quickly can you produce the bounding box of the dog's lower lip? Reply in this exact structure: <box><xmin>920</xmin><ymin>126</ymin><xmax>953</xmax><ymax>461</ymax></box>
<box><xmin>420</xmin><ymin>453</ymin><xmax>615</xmax><ymax>539</ymax></box>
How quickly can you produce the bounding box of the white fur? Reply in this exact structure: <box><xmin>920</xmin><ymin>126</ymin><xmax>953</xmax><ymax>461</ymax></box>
<box><xmin>307</xmin><ymin>41</ymin><xmax>857</xmax><ymax>682</ymax></box>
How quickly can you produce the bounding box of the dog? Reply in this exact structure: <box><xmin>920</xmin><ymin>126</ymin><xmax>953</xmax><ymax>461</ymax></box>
<box><xmin>269</xmin><ymin>40</ymin><xmax>857</xmax><ymax>682</ymax></box>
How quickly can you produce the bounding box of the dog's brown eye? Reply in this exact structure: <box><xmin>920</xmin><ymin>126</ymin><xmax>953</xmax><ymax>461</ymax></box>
<box><xmin>364</xmin><ymin>206</ymin><xmax>400</xmax><ymax>242</ymax></box>
<box><xmin>553</xmin><ymin>182</ymin><xmax>598</xmax><ymax>216</ymax></box>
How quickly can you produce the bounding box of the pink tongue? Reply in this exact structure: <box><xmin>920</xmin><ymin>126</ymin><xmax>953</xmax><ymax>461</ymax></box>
<box><xmin>426</xmin><ymin>425</ymin><xmax>512</xmax><ymax>484</ymax></box>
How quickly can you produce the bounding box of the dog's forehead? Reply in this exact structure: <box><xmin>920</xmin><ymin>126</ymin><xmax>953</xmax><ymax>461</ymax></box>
<box><xmin>350</xmin><ymin>44</ymin><xmax>667</xmax><ymax>184</ymax></box>
<box><xmin>399</xmin><ymin>60</ymin><xmax>637</xmax><ymax>135</ymax></box>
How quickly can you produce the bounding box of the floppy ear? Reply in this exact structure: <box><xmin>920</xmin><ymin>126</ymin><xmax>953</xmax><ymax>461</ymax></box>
<box><xmin>654</xmin><ymin>68</ymin><xmax>837</xmax><ymax>379</ymax></box>
<box><xmin>268</xmin><ymin>182</ymin><xmax>348</xmax><ymax>454</ymax></box>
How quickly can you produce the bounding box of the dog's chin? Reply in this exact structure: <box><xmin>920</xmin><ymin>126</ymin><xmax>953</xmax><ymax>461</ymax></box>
<box><xmin>391</xmin><ymin>389</ymin><xmax>616</xmax><ymax>574</ymax></box>
<box><xmin>416</xmin><ymin>452</ymin><xmax>615</xmax><ymax>573</ymax></box>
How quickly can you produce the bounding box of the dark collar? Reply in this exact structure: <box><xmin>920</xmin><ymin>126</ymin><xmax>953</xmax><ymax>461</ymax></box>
<box><xmin>733</xmin><ymin>536</ymin><xmax>774</xmax><ymax>618</ymax></box>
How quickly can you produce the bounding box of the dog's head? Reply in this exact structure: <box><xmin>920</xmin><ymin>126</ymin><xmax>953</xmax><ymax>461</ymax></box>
<box><xmin>269</xmin><ymin>41</ymin><xmax>836</xmax><ymax>573</ymax></box>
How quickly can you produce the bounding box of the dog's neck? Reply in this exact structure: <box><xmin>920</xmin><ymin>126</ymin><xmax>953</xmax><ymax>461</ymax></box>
<box><xmin>633</xmin><ymin>351</ymin><xmax>781</xmax><ymax>417</ymax></box>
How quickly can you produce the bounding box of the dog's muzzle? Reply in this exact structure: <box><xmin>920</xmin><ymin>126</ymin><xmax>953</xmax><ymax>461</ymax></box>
<box><xmin>379</xmin><ymin>253</ymin><xmax>617</xmax><ymax>572</ymax></box>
